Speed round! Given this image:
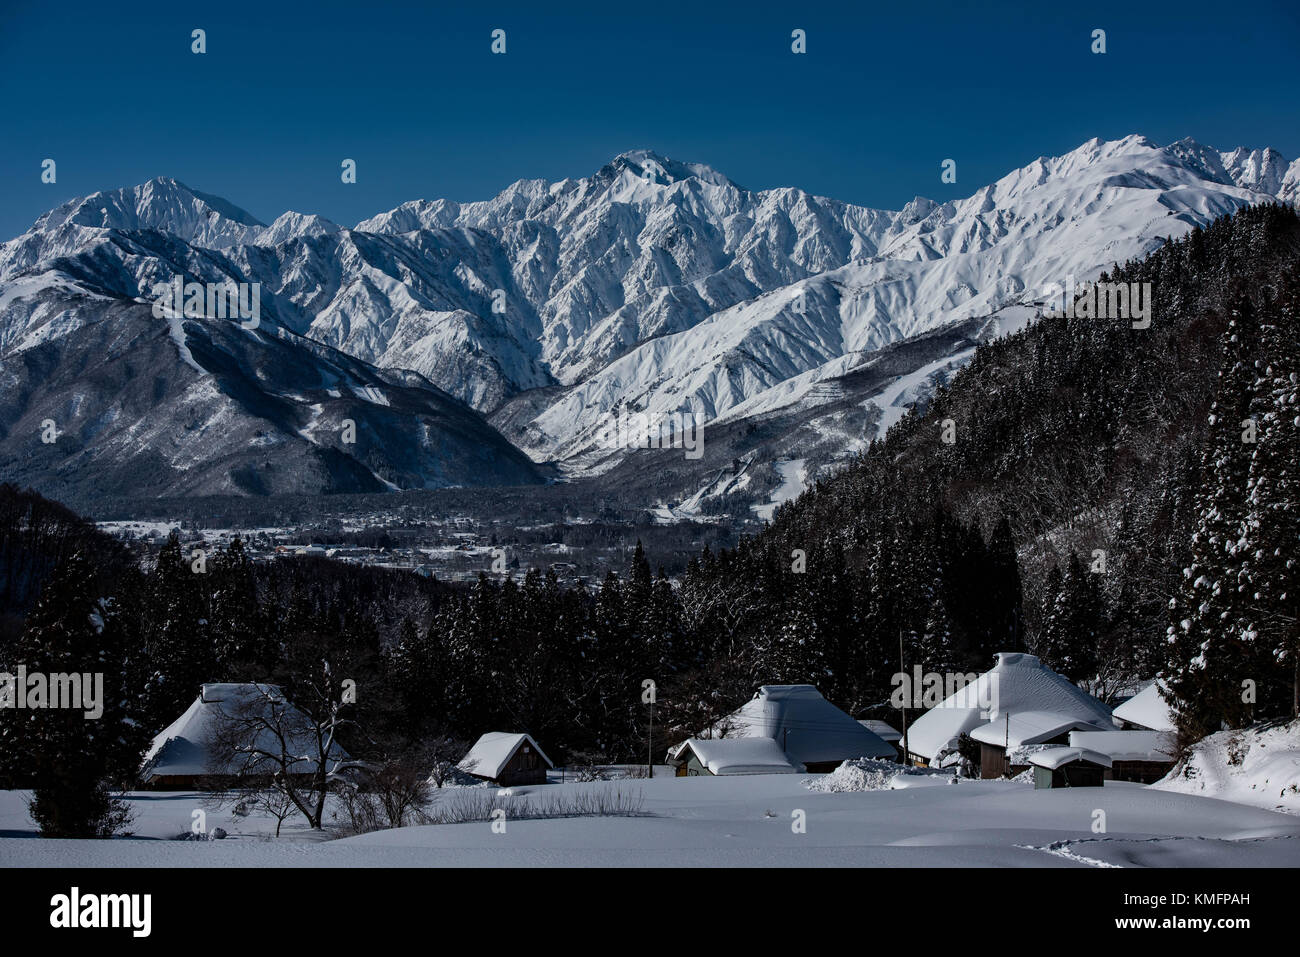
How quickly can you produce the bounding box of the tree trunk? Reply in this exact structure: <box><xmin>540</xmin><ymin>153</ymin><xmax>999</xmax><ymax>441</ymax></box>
<box><xmin>312</xmin><ymin>771</ymin><xmax>327</xmax><ymax>829</ymax></box>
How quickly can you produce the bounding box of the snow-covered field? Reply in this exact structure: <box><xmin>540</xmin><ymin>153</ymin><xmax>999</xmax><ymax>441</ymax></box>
<box><xmin>3</xmin><ymin>768</ymin><xmax>1297</xmax><ymax>868</ymax></box>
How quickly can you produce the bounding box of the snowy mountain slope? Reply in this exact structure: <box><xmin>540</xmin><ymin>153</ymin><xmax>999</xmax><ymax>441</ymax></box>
<box><xmin>1220</xmin><ymin>146</ymin><xmax>1292</xmax><ymax>196</ymax></box>
<box><xmin>357</xmin><ymin>149</ymin><xmax>900</xmax><ymax>389</ymax></box>
<box><xmin>0</xmin><ymin>153</ymin><xmax>908</xmax><ymax>412</ymax></box>
<box><xmin>555</xmin><ymin>313</ymin><xmax>1014</xmax><ymax>521</ymax></box>
<box><xmin>497</xmin><ymin>136</ymin><xmax>1280</xmax><ymax>470</ymax></box>
<box><xmin>223</xmin><ymin>226</ymin><xmax>553</xmax><ymax>410</ymax></box>
<box><xmin>0</xmin><ymin>135</ymin><xmax>1294</xmax><ymax>503</ymax></box>
<box><xmin>0</xmin><ymin>210</ymin><xmax>552</xmax><ymax>411</ymax></box>
<box><xmin>0</xmin><ymin>298</ymin><xmax>544</xmax><ymax>500</ymax></box>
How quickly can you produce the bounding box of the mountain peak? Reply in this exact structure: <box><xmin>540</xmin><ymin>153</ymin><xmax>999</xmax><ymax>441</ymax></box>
<box><xmin>259</xmin><ymin>210</ymin><xmax>342</xmax><ymax>245</ymax></box>
<box><xmin>1162</xmin><ymin>137</ymin><xmax>1233</xmax><ymax>185</ymax></box>
<box><xmin>1219</xmin><ymin>144</ymin><xmax>1291</xmax><ymax>195</ymax></box>
<box><xmin>613</xmin><ymin>148</ymin><xmax>670</xmax><ymax>166</ymax></box>
<box><xmin>606</xmin><ymin>150</ymin><xmax>736</xmax><ymax>188</ymax></box>
<box><xmin>32</xmin><ymin>177</ymin><xmax>264</xmax><ymax>247</ymax></box>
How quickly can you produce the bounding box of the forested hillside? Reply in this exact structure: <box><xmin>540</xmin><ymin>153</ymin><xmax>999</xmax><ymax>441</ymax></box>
<box><xmin>0</xmin><ymin>485</ymin><xmax>133</xmax><ymax>645</ymax></box>
<box><xmin>716</xmin><ymin>202</ymin><xmax>1300</xmax><ymax>738</ymax></box>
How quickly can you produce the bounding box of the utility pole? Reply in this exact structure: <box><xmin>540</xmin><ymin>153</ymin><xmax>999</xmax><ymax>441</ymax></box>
<box><xmin>1004</xmin><ymin>711</ymin><xmax>1010</xmax><ymax>778</ymax></box>
<box><xmin>899</xmin><ymin>628</ymin><xmax>910</xmax><ymax>765</ymax></box>
<box><xmin>647</xmin><ymin>696</ymin><xmax>654</xmax><ymax>779</ymax></box>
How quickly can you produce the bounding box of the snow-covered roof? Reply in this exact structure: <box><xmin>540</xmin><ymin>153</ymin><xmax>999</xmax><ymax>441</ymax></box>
<box><xmin>679</xmin><ymin>738</ymin><xmax>803</xmax><ymax>775</ymax></box>
<box><xmin>1067</xmin><ymin>730</ymin><xmax>1176</xmax><ymax>763</ymax></box>
<box><xmin>709</xmin><ymin>685</ymin><xmax>896</xmax><ymax>764</ymax></box>
<box><xmin>1029</xmin><ymin>746</ymin><xmax>1113</xmax><ymax>771</ymax></box>
<box><xmin>905</xmin><ymin>653</ymin><xmax>1113</xmax><ymax>760</ymax></box>
<box><xmin>902</xmin><ymin>706</ymin><xmax>986</xmax><ymax>763</ymax></box>
<box><xmin>971</xmin><ymin>710</ymin><xmax>1112</xmax><ymax>749</ymax></box>
<box><xmin>458</xmin><ymin>732</ymin><xmax>553</xmax><ymax>780</ymax></box>
<box><xmin>141</xmin><ymin>683</ymin><xmax>349</xmax><ymax>781</ymax></box>
<box><xmin>858</xmin><ymin>719</ymin><xmax>902</xmax><ymax>743</ymax></box>
<box><xmin>1112</xmin><ymin>681</ymin><xmax>1177</xmax><ymax>732</ymax></box>
<box><xmin>1006</xmin><ymin>742</ymin><xmax>1066</xmax><ymax>767</ymax></box>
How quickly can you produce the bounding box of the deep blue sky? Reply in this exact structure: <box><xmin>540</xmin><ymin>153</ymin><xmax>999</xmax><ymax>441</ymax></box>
<box><xmin>1</xmin><ymin>0</ymin><xmax>1296</xmax><ymax>239</ymax></box>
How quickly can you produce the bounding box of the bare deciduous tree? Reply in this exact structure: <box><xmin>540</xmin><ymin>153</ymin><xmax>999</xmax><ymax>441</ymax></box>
<box><xmin>207</xmin><ymin>682</ymin><xmax>354</xmax><ymax>831</ymax></box>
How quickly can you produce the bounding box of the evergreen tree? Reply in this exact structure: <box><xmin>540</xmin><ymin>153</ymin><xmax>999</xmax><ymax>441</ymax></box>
<box><xmin>1036</xmin><ymin>554</ymin><xmax>1103</xmax><ymax>682</ymax></box>
<box><xmin>0</xmin><ymin>553</ymin><xmax>148</xmax><ymax>836</ymax></box>
<box><xmin>1234</xmin><ymin>275</ymin><xmax>1300</xmax><ymax>715</ymax></box>
<box><xmin>139</xmin><ymin>531</ymin><xmax>216</xmax><ymax>730</ymax></box>
<box><xmin>986</xmin><ymin>516</ymin><xmax>1024</xmax><ymax>655</ymax></box>
<box><xmin>1165</xmin><ymin>290</ymin><xmax>1265</xmax><ymax>738</ymax></box>
<box><xmin>209</xmin><ymin>537</ymin><xmax>266</xmax><ymax>678</ymax></box>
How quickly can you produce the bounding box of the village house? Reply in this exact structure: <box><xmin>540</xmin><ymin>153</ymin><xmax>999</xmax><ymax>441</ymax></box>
<box><xmin>904</xmin><ymin>653</ymin><xmax>1114</xmax><ymax>778</ymax></box>
<box><xmin>667</xmin><ymin>684</ymin><xmax>895</xmax><ymax>776</ymax></box>
<box><xmin>139</xmin><ymin>683</ymin><xmax>349</xmax><ymax>791</ymax></box>
<box><xmin>458</xmin><ymin>732</ymin><xmax>553</xmax><ymax>786</ymax></box>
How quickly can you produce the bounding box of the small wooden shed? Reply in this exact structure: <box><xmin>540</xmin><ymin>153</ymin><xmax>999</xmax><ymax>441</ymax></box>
<box><xmin>458</xmin><ymin>732</ymin><xmax>553</xmax><ymax>786</ymax></box>
<box><xmin>1029</xmin><ymin>747</ymin><xmax>1112</xmax><ymax>789</ymax></box>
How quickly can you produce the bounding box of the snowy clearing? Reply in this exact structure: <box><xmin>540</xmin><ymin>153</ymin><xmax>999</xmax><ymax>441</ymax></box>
<box><xmin>751</xmin><ymin>458</ymin><xmax>808</xmax><ymax>522</ymax></box>
<box><xmin>3</xmin><ymin>768</ymin><xmax>1297</xmax><ymax>867</ymax></box>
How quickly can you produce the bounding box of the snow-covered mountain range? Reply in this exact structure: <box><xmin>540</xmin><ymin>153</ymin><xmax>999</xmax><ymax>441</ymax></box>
<box><xmin>1</xmin><ymin>135</ymin><xmax>1295</xmax><ymax>504</ymax></box>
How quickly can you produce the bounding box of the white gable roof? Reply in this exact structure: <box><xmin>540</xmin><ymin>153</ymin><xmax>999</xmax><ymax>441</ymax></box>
<box><xmin>714</xmin><ymin>684</ymin><xmax>896</xmax><ymax>764</ymax></box>
<box><xmin>971</xmin><ymin>710</ymin><xmax>1112</xmax><ymax>748</ymax></box>
<box><xmin>1112</xmin><ymin>681</ymin><xmax>1177</xmax><ymax>732</ymax></box>
<box><xmin>681</xmin><ymin>738</ymin><xmax>803</xmax><ymax>775</ymax></box>
<box><xmin>458</xmin><ymin>732</ymin><xmax>553</xmax><ymax>780</ymax></box>
<box><xmin>1068</xmin><ymin>729</ymin><xmax>1176</xmax><ymax>762</ymax></box>
<box><xmin>141</xmin><ymin>683</ymin><xmax>349</xmax><ymax>781</ymax></box>
<box><xmin>906</xmin><ymin>653</ymin><xmax>1113</xmax><ymax>761</ymax></box>
<box><xmin>1029</xmin><ymin>746</ymin><xmax>1113</xmax><ymax>771</ymax></box>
